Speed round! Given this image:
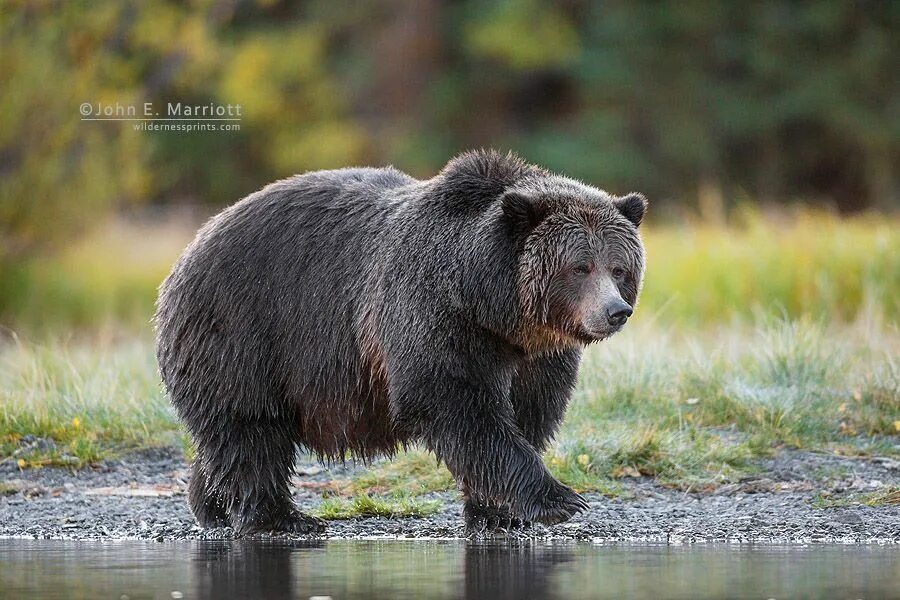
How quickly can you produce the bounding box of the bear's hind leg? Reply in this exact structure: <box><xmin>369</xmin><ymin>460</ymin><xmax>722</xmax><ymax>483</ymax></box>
<box><xmin>188</xmin><ymin>460</ymin><xmax>228</xmax><ymax>527</ymax></box>
<box><xmin>194</xmin><ymin>414</ymin><xmax>324</xmax><ymax>536</ymax></box>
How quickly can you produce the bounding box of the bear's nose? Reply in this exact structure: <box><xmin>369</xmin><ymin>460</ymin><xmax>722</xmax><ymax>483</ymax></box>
<box><xmin>607</xmin><ymin>301</ymin><xmax>633</xmax><ymax>326</ymax></box>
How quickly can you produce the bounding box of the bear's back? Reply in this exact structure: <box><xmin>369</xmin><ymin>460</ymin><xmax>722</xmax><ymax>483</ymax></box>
<box><xmin>155</xmin><ymin>165</ymin><xmax>418</xmax><ymax>432</ymax></box>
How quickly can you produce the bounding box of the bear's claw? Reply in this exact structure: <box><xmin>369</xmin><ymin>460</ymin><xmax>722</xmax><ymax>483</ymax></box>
<box><xmin>464</xmin><ymin>504</ymin><xmax>531</xmax><ymax>534</ymax></box>
<box><xmin>236</xmin><ymin>511</ymin><xmax>326</xmax><ymax>536</ymax></box>
<box><xmin>528</xmin><ymin>479</ymin><xmax>590</xmax><ymax>526</ymax></box>
<box><xmin>279</xmin><ymin>513</ymin><xmax>326</xmax><ymax>535</ymax></box>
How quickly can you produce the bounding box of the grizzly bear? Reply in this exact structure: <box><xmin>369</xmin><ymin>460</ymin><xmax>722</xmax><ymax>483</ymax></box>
<box><xmin>155</xmin><ymin>150</ymin><xmax>647</xmax><ymax>535</ymax></box>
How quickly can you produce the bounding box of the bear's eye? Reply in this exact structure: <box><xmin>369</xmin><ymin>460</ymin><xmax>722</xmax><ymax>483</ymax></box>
<box><xmin>573</xmin><ymin>264</ymin><xmax>593</xmax><ymax>276</ymax></box>
<box><xmin>612</xmin><ymin>267</ymin><xmax>626</xmax><ymax>279</ymax></box>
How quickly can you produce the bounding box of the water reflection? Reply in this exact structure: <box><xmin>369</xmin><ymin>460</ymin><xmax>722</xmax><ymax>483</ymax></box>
<box><xmin>463</xmin><ymin>543</ymin><xmax>576</xmax><ymax>600</ymax></box>
<box><xmin>1</xmin><ymin>539</ymin><xmax>897</xmax><ymax>599</ymax></box>
<box><xmin>192</xmin><ymin>540</ymin><xmax>316</xmax><ymax>600</ymax></box>
<box><xmin>188</xmin><ymin>540</ymin><xmax>579</xmax><ymax>600</ymax></box>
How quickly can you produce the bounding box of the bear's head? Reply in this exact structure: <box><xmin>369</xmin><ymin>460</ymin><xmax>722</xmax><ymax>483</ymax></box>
<box><xmin>503</xmin><ymin>179</ymin><xmax>647</xmax><ymax>351</ymax></box>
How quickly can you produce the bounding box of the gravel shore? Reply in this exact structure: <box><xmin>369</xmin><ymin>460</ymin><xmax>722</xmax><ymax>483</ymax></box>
<box><xmin>1</xmin><ymin>447</ymin><xmax>897</xmax><ymax>543</ymax></box>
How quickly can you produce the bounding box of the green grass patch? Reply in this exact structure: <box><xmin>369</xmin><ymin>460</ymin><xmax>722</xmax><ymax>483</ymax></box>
<box><xmin>812</xmin><ymin>487</ymin><xmax>900</xmax><ymax>509</ymax></box>
<box><xmin>348</xmin><ymin>448</ymin><xmax>633</xmax><ymax>497</ymax></box>
<box><xmin>344</xmin><ymin>451</ymin><xmax>456</xmax><ymax>495</ymax></box>
<box><xmin>550</xmin><ymin>425</ymin><xmax>760</xmax><ymax>491</ymax></box>
<box><xmin>552</xmin><ymin>313</ymin><xmax>899</xmax><ymax>489</ymax></box>
<box><xmin>0</xmin><ymin>338</ymin><xmax>179</xmax><ymax>467</ymax></box>
<box><xmin>313</xmin><ymin>494</ymin><xmax>443</xmax><ymax>520</ymax></box>
<box><xmin>545</xmin><ymin>451</ymin><xmax>631</xmax><ymax>497</ymax></box>
<box><xmin>1</xmin><ymin>314</ymin><xmax>896</xmax><ymax>495</ymax></box>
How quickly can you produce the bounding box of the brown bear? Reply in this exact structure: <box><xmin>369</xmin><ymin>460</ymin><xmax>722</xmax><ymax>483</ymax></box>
<box><xmin>154</xmin><ymin>150</ymin><xmax>647</xmax><ymax>535</ymax></box>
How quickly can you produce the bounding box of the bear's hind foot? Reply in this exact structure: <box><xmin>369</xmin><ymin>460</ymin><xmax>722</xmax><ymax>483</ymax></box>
<box><xmin>464</xmin><ymin>503</ymin><xmax>531</xmax><ymax>535</ymax></box>
<box><xmin>234</xmin><ymin>510</ymin><xmax>326</xmax><ymax>537</ymax></box>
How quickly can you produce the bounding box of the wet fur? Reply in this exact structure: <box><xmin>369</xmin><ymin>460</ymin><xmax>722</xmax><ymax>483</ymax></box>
<box><xmin>155</xmin><ymin>150</ymin><xmax>646</xmax><ymax>534</ymax></box>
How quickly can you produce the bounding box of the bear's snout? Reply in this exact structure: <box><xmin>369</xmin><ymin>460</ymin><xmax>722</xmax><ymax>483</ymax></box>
<box><xmin>577</xmin><ymin>275</ymin><xmax>634</xmax><ymax>339</ymax></box>
<box><xmin>606</xmin><ymin>299</ymin><xmax>633</xmax><ymax>327</ymax></box>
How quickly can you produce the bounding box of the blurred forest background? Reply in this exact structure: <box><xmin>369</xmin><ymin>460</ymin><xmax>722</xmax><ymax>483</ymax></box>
<box><xmin>0</xmin><ymin>0</ymin><xmax>898</xmax><ymax>483</ymax></box>
<box><xmin>0</xmin><ymin>0</ymin><xmax>898</xmax><ymax>333</ymax></box>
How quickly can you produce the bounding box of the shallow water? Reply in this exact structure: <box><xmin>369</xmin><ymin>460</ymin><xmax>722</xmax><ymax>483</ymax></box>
<box><xmin>0</xmin><ymin>539</ymin><xmax>897</xmax><ymax>600</ymax></box>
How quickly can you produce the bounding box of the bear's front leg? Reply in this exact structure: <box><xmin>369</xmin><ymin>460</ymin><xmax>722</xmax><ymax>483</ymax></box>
<box><xmin>394</xmin><ymin>372</ymin><xmax>588</xmax><ymax>531</ymax></box>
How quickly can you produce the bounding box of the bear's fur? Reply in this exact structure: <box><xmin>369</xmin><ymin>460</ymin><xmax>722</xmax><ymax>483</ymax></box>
<box><xmin>155</xmin><ymin>150</ymin><xmax>647</xmax><ymax>534</ymax></box>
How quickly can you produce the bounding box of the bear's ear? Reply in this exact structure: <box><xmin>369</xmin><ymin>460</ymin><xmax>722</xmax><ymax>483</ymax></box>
<box><xmin>501</xmin><ymin>191</ymin><xmax>549</xmax><ymax>232</ymax></box>
<box><xmin>613</xmin><ymin>192</ymin><xmax>648</xmax><ymax>227</ymax></box>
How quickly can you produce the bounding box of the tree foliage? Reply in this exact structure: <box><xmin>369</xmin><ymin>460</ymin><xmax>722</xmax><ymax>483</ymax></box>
<box><xmin>1</xmin><ymin>0</ymin><xmax>897</xmax><ymax>258</ymax></box>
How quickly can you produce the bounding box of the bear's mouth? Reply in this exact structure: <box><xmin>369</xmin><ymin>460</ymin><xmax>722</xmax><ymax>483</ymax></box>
<box><xmin>573</xmin><ymin>325</ymin><xmax>622</xmax><ymax>344</ymax></box>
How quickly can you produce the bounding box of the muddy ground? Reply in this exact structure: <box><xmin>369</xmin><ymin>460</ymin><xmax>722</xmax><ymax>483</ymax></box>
<box><xmin>1</xmin><ymin>447</ymin><xmax>898</xmax><ymax>543</ymax></box>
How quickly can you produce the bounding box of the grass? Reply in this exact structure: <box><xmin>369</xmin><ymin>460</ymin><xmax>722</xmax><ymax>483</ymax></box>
<box><xmin>640</xmin><ymin>209</ymin><xmax>899</xmax><ymax>325</ymax></box>
<box><xmin>812</xmin><ymin>487</ymin><xmax>900</xmax><ymax>509</ymax></box>
<box><xmin>550</xmin><ymin>314</ymin><xmax>899</xmax><ymax>491</ymax></box>
<box><xmin>313</xmin><ymin>494</ymin><xmax>443</xmax><ymax>520</ymax></box>
<box><xmin>350</xmin><ymin>313</ymin><xmax>898</xmax><ymax>495</ymax></box>
<box><xmin>0</xmin><ymin>211</ymin><xmax>896</xmax><ymax>499</ymax></box>
<box><xmin>1</xmin><ymin>210</ymin><xmax>897</xmax><ymax>334</ymax></box>
<box><xmin>1</xmin><ymin>314</ymin><xmax>895</xmax><ymax>492</ymax></box>
<box><xmin>340</xmin><ymin>451</ymin><xmax>456</xmax><ymax>496</ymax></box>
<box><xmin>0</xmin><ymin>337</ymin><xmax>180</xmax><ymax>468</ymax></box>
